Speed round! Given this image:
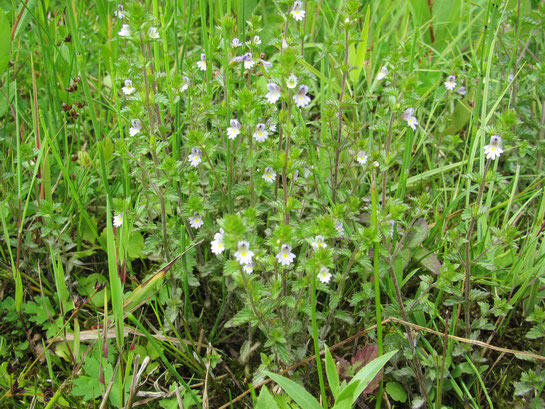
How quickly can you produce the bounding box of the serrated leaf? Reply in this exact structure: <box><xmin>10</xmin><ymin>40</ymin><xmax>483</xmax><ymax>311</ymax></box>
<box><xmin>225</xmin><ymin>308</ymin><xmax>256</xmax><ymax>327</ymax></box>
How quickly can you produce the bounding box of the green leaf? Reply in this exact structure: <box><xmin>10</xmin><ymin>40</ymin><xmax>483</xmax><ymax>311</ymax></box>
<box><xmin>334</xmin><ymin>380</ymin><xmax>360</xmax><ymax>406</ymax></box>
<box><xmin>255</xmin><ymin>386</ymin><xmax>279</xmax><ymax>409</ymax></box>
<box><xmin>325</xmin><ymin>345</ymin><xmax>339</xmax><ymax>399</ymax></box>
<box><xmin>102</xmin><ymin>137</ymin><xmax>114</xmax><ymax>163</ymax></box>
<box><xmin>127</xmin><ymin>231</ymin><xmax>144</xmax><ymax>259</ymax></box>
<box><xmin>348</xmin><ymin>5</ymin><xmax>370</xmax><ymax>83</ymax></box>
<box><xmin>263</xmin><ymin>371</ymin><xmax>322</xmax><ymax>409</ymax></box>
<box><xmin>342</xmin><ymin>350</ymin><xmax>397</xmax><ymax>405</ymax></box>
<box><xmin>405</xmin><ymin>218</ymin><xmax>428</xmax><ymax>248</ymax></box>
<box><xmin>0</xmin><ymin>12</ymin><xmax>11</xmax><ymax>76</ymax></box>
<box><xmin>413</xmin><ymin>247</ymin><xmax>442</xmax><ymax>275</ymax></box>
<box><xmin>385</xmin><ymin>381</ymin><xmax>407</xmax><ymax>403</ymax></box>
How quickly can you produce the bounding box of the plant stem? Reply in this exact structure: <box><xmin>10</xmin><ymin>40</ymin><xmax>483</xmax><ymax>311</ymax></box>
<box><xmin>332</xmin><ymin>27</ymin><xmax>349</xmax><ymax>204</ymax></box>
<box><xmin>464</xmin><ymin>159</ymin><xmax>491</xmax><ymax>338</ymax></box>
<box><xmin>371</xmin><ymin>173</ymin><xmax>384</xmax><ymax>409</ymax></box>
<box><xmin>311</xmin><ymin>267</ymin><xmax>328</xmax><ymax>408</ymax></box>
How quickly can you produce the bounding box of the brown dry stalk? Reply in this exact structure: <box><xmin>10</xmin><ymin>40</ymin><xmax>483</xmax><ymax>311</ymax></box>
<box><xmin>218</xmin><ymin>316</ymin><xmax>545</xmax><ymax>409</ymax></box>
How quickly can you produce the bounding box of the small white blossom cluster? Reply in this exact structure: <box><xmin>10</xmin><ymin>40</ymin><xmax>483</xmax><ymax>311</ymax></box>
<box><xmin>356</xmin><ymin>151</ymin><xmax>368</xmax><ymax>165</ymax></box>
<box><xmin>483</xmin><ymin>135</ymin><xmax>503</xmax><ymax>160</ymax></box>
<box><xmin>197</xmin><ymin>53</ymin><xmax>207</xmax><ymax>71</ymax></box>
<box><xmin>188</xmin><ymin>148</ymin><xmax>202</xmax><ymax>167</ymax></box>
<box><xmin>211</xmin><ymin>228</ymin><xmax>225</xmax><ymax>255</ymax></box>
<box><xmin>266</xmin><ymin>81</ymin><xmax>312</xmax><ymax>108</ymax></box>
<box><xmin>262</xmin><ymin>167</ymin><xmax>276</xmax><ymax>183</ymax></box>
<box><xmin>189</xmin><ymin>212</ymin><xmax>204</xmax><ymax>229</ymax></box>
<box><xmin>113</xmin><ymin>213</ymin><xmax>123</xmax><ymax>227</ymax></box>
<box><xmin>291</xmin><ymin>1</ymin><xmax>306</xmax><ymax>21</ymax></box>
<box><xmin>276</xmin><ymin>244</ymin><xmax>296</xmax><ymax>266</ymax></box>
<box><xmin>376</xmin><ymin>66</ymin><xmax>388</xmax><ymax>81</ymax></box>
<box><xmin>444</xmin><ymin>74</ymin><xmax>467</xmax><ymax>95</ymax></box>
<box><xmin>402</xmin><ymin>108</ymin><xmax>418</xmax><ymax>131</ymax></box>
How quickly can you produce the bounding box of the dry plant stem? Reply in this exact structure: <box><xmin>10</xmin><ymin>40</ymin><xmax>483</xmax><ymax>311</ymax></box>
<box><xmin>98</xmin><ymin>355</ymin><xmax>121</xmax><ymax>409</ymax></box>
<box><xmin>464</xmin><ymin>159</ymin><xmax>491</xmax><ymax>338</ymax></box>
<box><xmin>331</xmin><ymin>28</ymin><xmax>349</xmax><ymax>204</ymax></box>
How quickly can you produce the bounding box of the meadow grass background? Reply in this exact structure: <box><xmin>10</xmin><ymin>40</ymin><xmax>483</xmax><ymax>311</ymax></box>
<box><xmin>1</xmin><ymin>0</ymin><xmax>545</xmax><ymax>407</ymax></box>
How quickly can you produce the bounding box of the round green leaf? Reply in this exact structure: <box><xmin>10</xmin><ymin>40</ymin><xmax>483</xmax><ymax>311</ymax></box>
<box><xmin>385</xmin><ymin>381</ymin><xmax>407</xmax><ymax>403</ymax></box>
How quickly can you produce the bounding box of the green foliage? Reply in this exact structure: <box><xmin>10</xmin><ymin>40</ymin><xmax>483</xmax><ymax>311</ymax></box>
<box><xmin>1</xmin><ymin>0</ymin><xmax>545</xmax><ymax>407</ymax></box>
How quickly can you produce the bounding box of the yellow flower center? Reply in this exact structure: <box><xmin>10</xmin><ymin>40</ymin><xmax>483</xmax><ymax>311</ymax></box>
<box><xmin>283</xmin><ymin>253</ymin><xmax>288</xmax><ymax>258</ymax></box>
<box><xmin>241</xmin><ymin>251</ymin><xmax>247</xmax><ymax>257</ymax></box>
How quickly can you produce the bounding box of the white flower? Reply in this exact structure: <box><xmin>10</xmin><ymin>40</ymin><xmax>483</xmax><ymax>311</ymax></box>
<box><xmin>114</xmin><ymin>4</ymin><xmax>125</xmax><ymax>19</ymax></box>
<box><xmin>197</xmin><ymin>53</ymin><xmax>207</xmax><ymax>71</ymax></box>
<box><xmin>129</xmin><ymin>119</ymin><xmax>141</xmax><ymax>136</ymax></box>
<box><xmin>235</xmin><ymin>241</ymin><xmax>254</xmax><ymax>265</ymax></box>
<box><xmin>402</xmin><ymin>108</ymin><xmax>418</xmax><ymax>131</ymax></box>
<box><xmin>291</xmin><ymin>1</ymin><xmax>306</xmax><ymax>21</ymax></box>
<box><xmin>227</xmin><ymin>119</ymin><xmax>241</xmax><ymax>140</ymax></box>
<box><xmin>180</xmin><ymin>76</ymin><xmax>190</xmax><ymax>92</ymax></box>
<box><xmin>335</xmin><ymin>220</ymin><xmax>344</xmax><ymax>237</ymax></box>
<box><xmin>122</xmin><ymin>79</ymin><xmax>135</xmax><ymax>95</ymax></box>
<box><xmin>148</xmin><ymin>26</ymin><xmax>160</xmax><ymax>39</ymax></box>
<box><xmin>444</xmin><ymin>75</ymin><xmax>457</xmax><ymax>91</ymax></box>
<box><xmin>188</xmin><ymin>148</ymin><xmax>202</xmax><ymax>167</ymax></box>
<box><xmin>287</xmin><ymin>74</ymin><xmax>298</xmax><ymax>89</ymax></box>
<box><xmin>266</xmin><ymin>83</ymin><xmax>281</xmax><ymax>104</ymax></box>
<box><xmin>230</xmin><ymin>56</ymin><xmax>243</xmax><ymax>64</ymax></box>
<box><xmin>266</xmin><ymin>119</ymin><xmax>277</xmax><ymax>132</ymax></box>
<box><xmin>483</xmin><ymin>135</ymin><xmax>503</xmax><ymax>160</ymax></box>
<box><xmin>231</xmin><ymin>37</ymin><xmax>242</xmax><ymax>47</ymax></box>
<box><xmin>259</xmin><ymin>59</ymin><xmax>273</xmax><ymax>72</ymax></box>
<box><xmin>282</xmin><ymin>38</ymin><xmax>289</xmax><ymax>49</ymax></box>
<box><xmin>311</xmin><ymin>235</ymin><xmax>327</xmax><ymax>249</ymax></box>
<box><xmin>373</xmin><ymin>161</ymin><xmax>380</xmax><ymax>168</ymax></box>
<box><xmin>356</xmin><ymin>150</ymin><xmax>368</xmax><ymax>165</ymax></box>
<box><xmin>113</xmin><ymin>213</ymin><xmax>123</xmax><ymax>227</ymax></box>
<box><xmin>276</xmin><ymin>244</ymin><xmax>296</xmax><ymax>266</ymax></box>
<box><xmin>243</xmin><ymin>261</ymin><xmax>254</xmax><ymax>274</ymax></box>
<box><xmin>253</xmin><ymin>123</ymin><xmax>269</xmax><ymax>142</ymax></box>
<box><xmin>376</xmin><ymin>66</ymin><xmax>388</xmax><ymax>81</ymax></box>
<box><xmin>508</xmin><ymin>73</ymin><xmax>514</xmax><ymax>82</ymax></box>
<box><xmin>253</xmin><ymin>35</ymin><xmax>261</xmax><ymax>45</ymax></box>
<box><xmin>293</xmin><ymin>85</ymin><xmax>311</xmax><ymax>108</ymax></box>
<box><xmin>189</xmin><ymin>212</ymin><xmax>204</xmax><ymax>229</ymax></box>
<box><xmin>118</xmin><ymin>24</ymin><xmax>131</xmax><ymax>37</ymax></box>
<box><xmin>317</xmin><ymin>266</ymin><xmax>332</xmax><ymax>284</ymax></box>
<box><xmin>242</xmin><ymin>53</ymin><xmax>255</xmax><ymax>70</ymax></box>
<box><xmin>211</xmin><ymin>228</ymin><xmax>225</xmax><ymax>255</ymax></box>
<box><xmin>262</xmin><ymin>167</ymin><xmax>276</xmax><ymax>183</ymax></box>
<box><xmin>457</xmin><ymin>86</ymin><xmax>466</xmax><ymax>95</ymax></box>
